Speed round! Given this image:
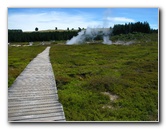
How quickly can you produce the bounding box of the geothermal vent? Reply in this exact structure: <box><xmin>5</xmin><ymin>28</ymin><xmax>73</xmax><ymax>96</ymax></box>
<box><xmin>66</xmin><ymin>27</ymin><xmax>112</xmax><ymax>45</ymax></box>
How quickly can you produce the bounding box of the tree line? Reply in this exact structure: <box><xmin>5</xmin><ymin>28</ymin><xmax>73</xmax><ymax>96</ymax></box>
<box><xmin>8</xmin><ymin>21</ymin><xmax>158</xmax><ymax>42</ymax></box>
<box><xmin>8</xmin><ymin>30</ymin><xmax>78</xmax><ymax>42</ymax></box>
<box><xmin>112</xmin><ymin>21</ymin><xmax>157</xmax><ymax>35</ymax></box>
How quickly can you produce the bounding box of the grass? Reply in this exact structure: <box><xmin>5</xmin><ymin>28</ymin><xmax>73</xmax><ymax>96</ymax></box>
<box><xmin>8</xmin><ymin>33</ymin><xmax>158</xmax><ymax>121</ymax></box>
<box><xmin>50</xmin><ymin>33</ymin><xmax>158</xmax><ymax>121</ymax></box>
<box><xmin>8</xmin><ymin>46</ymin><xmax>46</xmax><ymax>87</ymax></box>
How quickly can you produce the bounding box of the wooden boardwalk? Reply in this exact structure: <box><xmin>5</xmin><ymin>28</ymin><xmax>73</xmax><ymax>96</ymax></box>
<box><xmin>8</xmin><ymin>47</ymin><xmax>66</xmax><ymax>122</ymax></box>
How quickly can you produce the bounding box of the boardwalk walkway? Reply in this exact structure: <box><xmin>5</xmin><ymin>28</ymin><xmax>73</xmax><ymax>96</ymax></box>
<box><xmin>8</xmin><ymin>47</ymin><xmax>65</xmax><ymax>122</ymax></box>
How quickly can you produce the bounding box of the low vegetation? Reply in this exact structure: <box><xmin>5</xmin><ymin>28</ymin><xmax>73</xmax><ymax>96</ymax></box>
<box><xmin>8</xmin><ymin>33</ymin><xmax>158</xmax><ymax>121</ymax></box>
<box><xmin>8</xmin><ymin>46</ymin><xmax>46</xmax><ymax>87</ymax></box>
<box><xmin>50</xmin><ymin>33</ymin><xmax>158</xmax><ymax>121</ymax></box>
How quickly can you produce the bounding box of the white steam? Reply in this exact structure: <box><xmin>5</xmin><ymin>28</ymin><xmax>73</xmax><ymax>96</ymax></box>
<box><xmin>66</xmin><ymin>27</ymin><xmax>112</xmax><ymax>45</ymax></box>
<box><xmin>103</xmin><ymin>36</ymin><xmax>112</xmax><ymax>44</ymax></box>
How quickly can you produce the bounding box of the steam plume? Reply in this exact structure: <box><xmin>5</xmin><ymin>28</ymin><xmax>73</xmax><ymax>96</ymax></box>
<box><xmin>66</xmin><ymin>27</ymin><xmax>112</xmax><ymax>45</ymax></box>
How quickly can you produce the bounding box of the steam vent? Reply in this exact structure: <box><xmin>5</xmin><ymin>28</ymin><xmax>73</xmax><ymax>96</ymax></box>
<box><xmin>8</xmin><ymin>47</ymin><xmax>65</xmax><ymax>122</ymax></box>
<box><xmin>66</xmin><ymin>27</ymin><xmax>112</xmax><ymax>45</ymax></box>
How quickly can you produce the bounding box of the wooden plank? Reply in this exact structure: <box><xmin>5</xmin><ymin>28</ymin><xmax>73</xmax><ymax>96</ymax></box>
<box><xmin>9</xmin><ymin>103</ymin><xmax>62</xmax><ymax>110</ymax></box>
<box><xmin>9</xmin><ymin>87</ymin><xmax>57</xmax><ymax>91</ymax></box>
<box><xmin>9</xmin><ymin>112</ymin><xmax>65</xmax><ymax>121</ymax></box>
<box><xmin>9</xmin><ymin>108</ymin><xmax>64</xmax><ymax>117</ymax></box>
<box><xmin>8</xmin><ymin>92</ymin><xmax>58</xmax><ymax>98</ymax></box>
<box><xmin>8</xmin><ymin>91</ymin><xmax>57</xmax><ymax>96</ymax></box>
<box><xmin>8</xmin><ymin>97</ymin><xmax>58</xmax><ymax>103</ymax></box>
<box><xmin>8</xmin><ymin>100</ymin><xmax>60</xmax><ymax>107</ymax></box>
<box><xmin>9</xmin><ymin>105</ymin><xmax>63</xmax><ymax>114</ymax></box>
<box><xmin>8</xmin><ymin>94</ymin><xmax>59</xmax><ymax>100</ymax></box>
<box><xmin>11</xmin><ymin>116</ymin><xmax>66</xmax><ymax>122</ymax></box>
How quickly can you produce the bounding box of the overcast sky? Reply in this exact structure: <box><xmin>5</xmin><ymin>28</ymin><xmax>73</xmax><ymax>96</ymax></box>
<box><xmin>8</xmin><ymin>8</ymin><xmax>158</xmax><ymax>31</ymax></box>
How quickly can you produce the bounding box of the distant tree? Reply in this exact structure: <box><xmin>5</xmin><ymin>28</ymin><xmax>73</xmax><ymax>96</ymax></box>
<box><xmin>35</xmin><ymin>27</ymin><xmax>38</xmax><ymax>31</ymax></box>
<box><xmin>72</xmin><ymin>28</ymin><xmax>74</xmax><ymax>30</ymax></box>
<box><xmin>55</xmin><ymin>27</ymin><xmax>58</xmax><ymax>30</ymax></box>
<box><xmin>78</xmin><ymin>27</ymin><xmax>81</xmax><ymax>31</ymax></box>
<box><xmin>143</xmin><ymin>21</ymin><xmax>150</xmax><ymax>33</ymax></box>
<box><xmin>67</xmin><ymin>27</ymin><xmax>69</xmax><ymax>31</ymax></box>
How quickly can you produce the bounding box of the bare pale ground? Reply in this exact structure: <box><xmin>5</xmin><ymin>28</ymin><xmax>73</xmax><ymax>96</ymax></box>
<box><xmin>101</xmin><ymin>92</ymin><xmax>119</xmax><ymax>109</ymax></box>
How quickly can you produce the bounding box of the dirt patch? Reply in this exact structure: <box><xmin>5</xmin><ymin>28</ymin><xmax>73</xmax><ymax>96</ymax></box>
<box><xmin>101</xmin><ymin>92</ymin><xmax>119</xmax><ymax>109</ymax></box>
<box><xmin>102</xmin><ymin>105</ymin><xmax>114</xmax><ymax>109</ymax></box>
<box><xmin>101</xmin><ymin>92</ymin><xmax>119</xmax><ymax>101</ymax></box>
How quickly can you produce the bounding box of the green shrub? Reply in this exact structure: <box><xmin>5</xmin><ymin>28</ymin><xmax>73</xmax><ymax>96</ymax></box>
<box><xmin>49</xmin><ymin>33</ymin><xmax>158</xmax><ymax>121</ymax></box>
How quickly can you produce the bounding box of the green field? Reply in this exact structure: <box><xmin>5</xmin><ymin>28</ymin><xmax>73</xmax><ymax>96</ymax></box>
<box><xmin>50</xmin><ymin>33</ymin><xmax>158</xmax><ymax>121</ymax></box>
<box><xmin>8</xmin><ymin>33</ymin><xmax>158</xmax><ymax>121</ymax></box>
